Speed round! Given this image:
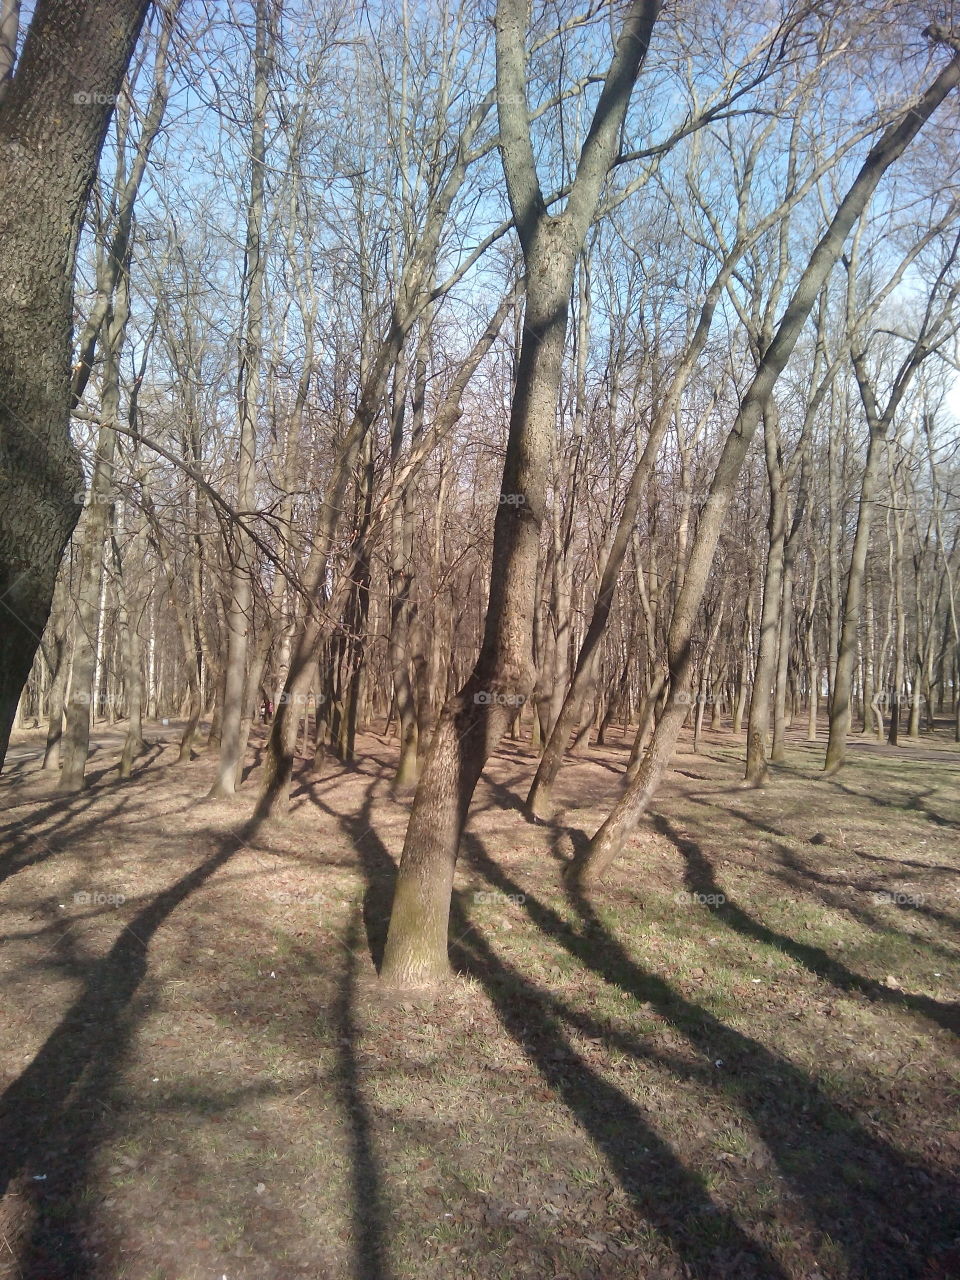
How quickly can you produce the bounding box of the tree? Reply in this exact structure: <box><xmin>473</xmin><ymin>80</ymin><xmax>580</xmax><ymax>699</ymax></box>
<box><xmin>824</xmin><ymin>224</ymin><xmax>960</xmax><ymax>771</ymax></box>
<box><xmin>0</xmin><ymin>0</ymin><xmax>150</xmax><ymax>769</ymax></box>
<box><xmin>570</xmin><ymin>45</ymin><xmax>960</xmax><ymax>887</ymax></box>
<box><xmin>208</xmin><ymin>0</ymin><xmax>271</xmax><ymax>798</ymax></box>
<box><xmin>380</xmin><ymin>0</ymin><xmax>662</xmax><ymax>987</ymax></box>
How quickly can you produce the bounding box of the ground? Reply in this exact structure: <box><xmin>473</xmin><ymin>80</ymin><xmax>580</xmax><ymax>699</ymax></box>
<box><xmin>0</xmin><ymin>719</ymin><xmax>958</xmax><ymax>1280</ymax></box>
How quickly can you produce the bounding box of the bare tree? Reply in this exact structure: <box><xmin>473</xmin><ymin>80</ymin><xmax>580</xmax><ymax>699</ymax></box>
<box><xmin>570</xmin><ymin>47</ymin><xmax>960</xmax><ymax>887</ymax></box>
<box><xmin>380</xmin><ymin>0</ymin><xmax>662</xmax><ymax>986</ymax></box>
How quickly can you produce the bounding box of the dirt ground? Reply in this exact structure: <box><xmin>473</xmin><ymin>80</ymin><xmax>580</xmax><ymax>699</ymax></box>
<box><xmin>0</xmin><ymin>719</ymin><xmax>958</xmax><ymax>1280</ymax></box>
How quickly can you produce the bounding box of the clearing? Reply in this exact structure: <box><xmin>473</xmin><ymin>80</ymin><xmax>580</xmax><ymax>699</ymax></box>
<box><xmin>0</xmin><ymin>723</ymin><xmax>958</xmax><ymax>1279</ymax></box>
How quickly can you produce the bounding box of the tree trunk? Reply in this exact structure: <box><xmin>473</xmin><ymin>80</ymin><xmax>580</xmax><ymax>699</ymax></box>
<box><xmin>41</xmin><ymin>586</ymin><xmax>72</xmax><ymax>770</ymax></box>
<box><xmin>570</xmin><ymin>64</ymin><xmax>960</xmax><ymax>885</ymax></box>
<box><xmin>745</xmin><ymin>405</ymin><xmax>786</xmax><ymax>784</ymax></box>
<box><xmin>58</xmin><ymin>393</ymin><xmax>120</xmax><ymax>789</ymax></box>
<box><xmin>0</xmin><ymin>0</ymin><xmax>149</xmax><ymax>769</ymax></box>
<box><xmin>381</xmin><ymin>0</ymin><xmax>661</xmax><ymax>985</ymax></box>
<box><xmin>209</xmin><ymin>0</ymin><xmax>269</xmax><ymax>797</ymax></box>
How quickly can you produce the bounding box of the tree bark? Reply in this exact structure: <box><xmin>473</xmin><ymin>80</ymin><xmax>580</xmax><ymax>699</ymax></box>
<box><xmin>0</xmin><ymin>0</ymin><xmax>149</xmax><ymax>769</ymax></box>
<box><xmin>381</xmin><ymin>0</ymin><xmax>662</xmax><ymax>985</ymax></box>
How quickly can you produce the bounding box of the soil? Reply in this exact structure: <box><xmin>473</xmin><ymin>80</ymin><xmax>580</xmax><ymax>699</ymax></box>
<box><xmin>0</xmin><ymin>720</ymin><xmax>958</xmax><ymax>1280</ymax></box>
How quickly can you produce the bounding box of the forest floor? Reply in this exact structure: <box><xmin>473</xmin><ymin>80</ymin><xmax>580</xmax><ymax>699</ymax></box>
<box><xmin>0</xmin><ymin>720</ymin><xmax>958</xmax><ymax>1280</ymax></box>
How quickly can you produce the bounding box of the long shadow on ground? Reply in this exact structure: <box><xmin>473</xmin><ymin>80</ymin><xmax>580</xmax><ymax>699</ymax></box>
<box><xmin>452</xmin><ymin>773</ymin><xmax>959</xmax><ymax>1279</ymax></box>
<box><xmin>333</xmin><ymin>785</ymin><xmax>792</xmax><ymax>1278</ymax></box>
<box><xmin>651</xmin><ymin>811</ymin><xmax>960</xmax><ymax>1036</ymax></box>
<box><xmin>0</xmin><ymin>817</ymin><xmax>260</xmax><ymax>1278</ymax></box>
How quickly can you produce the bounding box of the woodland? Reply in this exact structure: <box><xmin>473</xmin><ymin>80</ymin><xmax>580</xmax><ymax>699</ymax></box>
<box><xmin>0</xmin><ymin>0</ymin><xmax>958</xmax><ymax>1277</ymax></box>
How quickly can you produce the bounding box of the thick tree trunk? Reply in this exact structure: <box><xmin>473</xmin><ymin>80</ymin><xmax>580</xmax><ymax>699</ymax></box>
<box><xmin>0</xmin><ymin>0</ymin><xmax>149</xmax><ymax>769</ymax></box>
<box><xmin>381</xmin><ymin>233</ymin><xmax>574</xmax><ymax>984</ymax></box>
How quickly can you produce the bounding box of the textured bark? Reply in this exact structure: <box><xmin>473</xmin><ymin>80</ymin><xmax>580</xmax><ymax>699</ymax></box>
<box><xmin>0</xmin><ymin>0</ymin><xmax>149</xmax><ymax>769</ymax></box>
<box><xmin>380</xmin><ymin>0</ymin><xmax>662</xmax><ymax>986</ymax></box>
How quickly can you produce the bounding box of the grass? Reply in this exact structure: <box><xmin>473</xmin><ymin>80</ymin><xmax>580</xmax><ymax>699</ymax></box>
<box><xmin>0</xmin><ymin>721</ymin><xmax>957</xmax><ymax>1278</ymax></box>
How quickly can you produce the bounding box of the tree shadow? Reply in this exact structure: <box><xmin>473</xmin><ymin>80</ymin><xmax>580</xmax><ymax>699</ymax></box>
<box><xmin>448</xmin><ymin>858</ymin><xmax>791</xmax><ymax>1277</ymax></box>
<box><xmin>256</xmin><ymin>786</ymin><xmax>395</xmax><ymax>1280</ymax></box>
<box><xmin>331</xmin><ymin>914</ymin><xmax>394</xmax><ymax>1280</ymax></box>
<box><xmin>301</xmin><ymin>774</ymin><xmax>396</xmax><ymax>971</ymax></box>
<box><xmin>0</xmin><ymin>814</ymin><xmax>263</xmax><ymax>1277</ymax></box>
<box><xmin>827</xmin><ymin>775</ymin><xmax>959</xmax><ymax>829</ymax></box>
<box><xmin>680</xmin><ymin>794</ymin><xmax>960</xmax><ymax>959</ymax></box>
<box><xmin>651</xmin><ymin>811</ymin><xmax>960</xmax><ymax>1035</ymax></box>
<box><xmin>332</xmin><ymin>797</ymin><xmax>790</xmax><ymax>1276</ymax></box>
<box><xmin>460</xmin><ymin>826</ymin><xmax>959</xmax><ymax>1278</ymax></box>
<box><xmin>0</xmin><ymin>787</ymin><xmax>133</xmax><ymax>887</ymax></box>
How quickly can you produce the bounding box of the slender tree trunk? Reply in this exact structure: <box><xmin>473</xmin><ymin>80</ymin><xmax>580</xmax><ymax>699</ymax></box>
<box><xmin>825</xmin><ymin>420</ymin><xmax>887</xmax><ymax>769</ymax></box>
<box><xmin>569</xmin><ymin>65</ymin><xmax>960</xmax><ymax>885</ymax></box>
<box><xmin>113</xmin><ymin>510</ymin><xmax>144</xmax><ymax>778</ymax></box>
<box><xmin>59</xmin><ymin>300</ymin><xmax>126</xmax><ymax>790</ymax></box>
<box><xmin>745</xmin><ymin>405</ymin><xmax>786</xmax><ymax>784</ymax></box>
<box><xmin>209</xmin><ymin>0</ymin><xmax>269</xmax><ymax>797</ymax></box>
<box><xmin>888</xmin><ymin>500</ymin><xmax>906</xmax><ymax>746</ymax></box>
<box><xmin>772</xmin><ymin>456</ymin><xmax>809</xmax><ymax>761</ymax></box>
<box><xmin>41</xmin><ymin>585</ymin><xmax>71</xmax><ymax>770</ymax></box>
<box><xmin>381</xmin><ymin>0</ymin><xmax>661</xmax><ymax>985</ymax></box>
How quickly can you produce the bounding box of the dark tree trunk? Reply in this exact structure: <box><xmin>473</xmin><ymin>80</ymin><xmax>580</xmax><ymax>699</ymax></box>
<box><xmin>0</xmin><ymin>0</ymin><xmax>149</xmax><ymax>769</ymax></box>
